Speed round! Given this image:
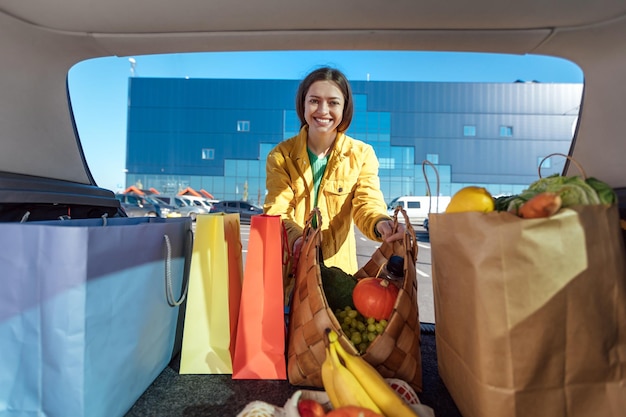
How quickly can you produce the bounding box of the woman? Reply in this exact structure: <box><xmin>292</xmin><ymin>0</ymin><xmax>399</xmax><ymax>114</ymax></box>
<box><xmin>264</xmin><ymin>67</ymin><xmax>404</xmax><ymax>276</ymax></box>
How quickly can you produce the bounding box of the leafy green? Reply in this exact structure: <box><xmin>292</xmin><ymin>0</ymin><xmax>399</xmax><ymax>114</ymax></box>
<box><xmin>320</xmin><ymin>263</ymin><xmax>357</xmax><ymax>311</ymax></box>
<box><xmin>505</xmin><ymin>174</ymin><xmax>611</xmax><ymax>214</ymax></box>
<box><xmin>585</xmin><ymin>177</ymin><xmax>617</xmax><ymax>205</ymax></box>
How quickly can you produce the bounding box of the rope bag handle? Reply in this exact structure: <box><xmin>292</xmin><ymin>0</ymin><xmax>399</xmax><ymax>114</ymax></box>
<box><xmin>538</xmin><ymin>152</ymin><xmax>587</xmax><ymax>179</ymax></box>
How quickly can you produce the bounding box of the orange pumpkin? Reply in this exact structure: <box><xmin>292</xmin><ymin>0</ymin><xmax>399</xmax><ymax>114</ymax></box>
<box><xmin>352</xmin><ymin>277</ymin><xmax>399</xmax><ymax>320</ymax></box>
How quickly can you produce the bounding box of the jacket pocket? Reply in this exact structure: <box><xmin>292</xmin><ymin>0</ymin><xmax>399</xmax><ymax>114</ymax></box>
<box><xmin>323</xmin><ymin>179</ymin><xmax>355</xmax><ymax>216</ymax></box>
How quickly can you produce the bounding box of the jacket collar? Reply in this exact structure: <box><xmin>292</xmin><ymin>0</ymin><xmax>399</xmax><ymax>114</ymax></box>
<box><xmin>292</xmin><ymin>125</ymin><xmax>351</xmax><ymax>162</ymax></box>
<box><xmin>292</xmin><ymin>126</ymin><xmax>351</xmax><ymax>196</ymax></box>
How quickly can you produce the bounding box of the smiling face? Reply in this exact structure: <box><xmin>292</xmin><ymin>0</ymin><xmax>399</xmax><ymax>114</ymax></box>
<box><xmin>304</xmin><ymin>80</ymin><xmax>345</xmax><ymax>140</ymax></box>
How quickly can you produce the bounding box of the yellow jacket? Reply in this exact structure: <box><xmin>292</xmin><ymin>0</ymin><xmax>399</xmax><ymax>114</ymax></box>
<box><xmin>264</xmin><ymin>126</ymin><xmax>391</xmax><ymax>274</ymax></box>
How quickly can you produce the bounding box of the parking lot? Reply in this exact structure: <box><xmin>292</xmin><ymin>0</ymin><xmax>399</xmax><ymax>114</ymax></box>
<box><xmin>232</xmin><ymin>220</ymin><xmax>436</xmax><ymax>323</ymax></box>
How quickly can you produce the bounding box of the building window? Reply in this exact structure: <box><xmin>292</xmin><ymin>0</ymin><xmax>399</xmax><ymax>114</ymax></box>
<box><xmin>426</xmin><ymin>153</ymin><xmax>439</xmax><ymax>164</ymax></box>
<box><xmin>538</xmin><ymin>156</ymin><xmax>551</xmax><ymax>168</ymax></box>
<box><xmin>201</xmin><ymin>148</ymin><xmax>215</xmax><ymax>160</ymax></box>
<box><xmin>463</xmin><ymin>125</ymin><xmax>476</xmax><ymax>136</ymax></box>
<box><xmin>379</xmin><ymin>157</ymin><xmax>395</xmax><ymax>169</ymax></box>
<box><xmin>237</xmin><ymin>120</ymin><xmax>250</xmax><ymax>132</ymax></box>
<box><xmin>500</xmin><ymin>126</ymin><xmax>513</xmax><ymax>137</ymax></box>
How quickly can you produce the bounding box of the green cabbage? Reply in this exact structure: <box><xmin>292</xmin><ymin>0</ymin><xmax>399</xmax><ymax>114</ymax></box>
<box><xmin>585</xmin><ymin>177</ymin><xmax>618</xmax><ymax>205</ymax></box>
<box><xmin>504</xmin><ymin>174</ymin><xmax>614</xmax><ymax>213</ymax></box>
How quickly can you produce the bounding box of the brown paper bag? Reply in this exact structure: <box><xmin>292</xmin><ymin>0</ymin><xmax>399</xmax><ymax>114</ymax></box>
<box><xmin>429</xmin><ymin>204</ymin><xmax>626</xmax><ymax>417</ymax></box>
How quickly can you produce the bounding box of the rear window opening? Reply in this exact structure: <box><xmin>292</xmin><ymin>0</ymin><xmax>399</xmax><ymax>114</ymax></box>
<box><xmin>68</xmin><ymin>50</ymin><xmax>583</xmax><ymax>203</ymax></box>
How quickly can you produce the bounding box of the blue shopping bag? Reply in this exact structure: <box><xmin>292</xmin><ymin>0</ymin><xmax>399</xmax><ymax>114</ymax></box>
<box><xmin>0</xmin><ymin>216</ymin><xmax>192</xmax><ymax>417</ymax></box>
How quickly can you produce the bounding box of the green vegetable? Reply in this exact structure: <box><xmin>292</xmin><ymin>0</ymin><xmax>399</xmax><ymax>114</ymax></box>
<box><xmin>494</xmin><ymin>195</ymin><xmax>517</xmax><ymax>212</ymax></box>
<box><xmin>505</xmin><ymin>174</ymin><xmax>612</xmax><ymax>213</ymax></box>
<box><xmin>320</xmin><ymin>263</ymin><xmax>357</xmax><ymax>311</ymax></box>
<box><xmin>585</xmin><ymin>177</ymin><xmax>617</xmax><ymax>205</ymax></box>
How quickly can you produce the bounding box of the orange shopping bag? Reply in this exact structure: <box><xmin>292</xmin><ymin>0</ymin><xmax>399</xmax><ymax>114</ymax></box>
<box><xmin>232</xmin><ymin>214</ymin><xmax>288</xmax><ymax>379</ymax></box>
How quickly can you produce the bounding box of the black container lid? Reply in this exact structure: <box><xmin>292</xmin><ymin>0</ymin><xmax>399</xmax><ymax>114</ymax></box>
<box><xmin>387</xmin><ymin>255</ymin><xmax>404</xmax><ymax>277</ymax></box>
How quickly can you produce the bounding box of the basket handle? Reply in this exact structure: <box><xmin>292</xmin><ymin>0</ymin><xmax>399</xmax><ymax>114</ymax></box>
<box><xmin>538</xmin><ymin>152</ymin><xmax>587</xmax><ymax>179</ymax></box>
<box><xmin>392</xmin><ymin>206</ymin><xmax>418</xmax><ymax>261</ymax></box>
<box><xmin>301</xmin><ymin>207</ymin><xmax>323</xmax><ymax>256</ymax></box>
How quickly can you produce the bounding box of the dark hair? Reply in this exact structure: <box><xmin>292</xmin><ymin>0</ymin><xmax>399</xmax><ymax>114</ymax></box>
<box><xmin>295</xmin><ymin>67</ymin><xmax>354</xmax><ymax>133</ymax></box>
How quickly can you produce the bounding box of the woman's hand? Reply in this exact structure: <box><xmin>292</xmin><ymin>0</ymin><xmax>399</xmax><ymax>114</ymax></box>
<box><xmin>290</xmin><ymin>236</ymin><xmax>304</xmax><ymax>275</ymax></box>
<box><xmin>375</xmin><ymin>219</ymin><xmax>406</xmax><ymax>242</ymax></box>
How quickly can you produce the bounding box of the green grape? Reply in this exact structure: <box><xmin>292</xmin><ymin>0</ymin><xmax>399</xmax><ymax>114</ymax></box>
<box><xmin>358</xmin><ymin>342</ymin><xmax>368</xmax><ymax>353</ymax></box>
<box><xmin>374</xmin><ymin>323</ymin><xmax>384</xmax><ymax>334</ymax></box>
<box><xmin>379</xmin><ymin>319</ymin><xmax>388</xmax><ymax>328</ymax></box>
<box><xmin>367</xmin><ymin>323</ymin><xmax>376</xmax><ymax>333</ymax></box>
<box><xmin>347</xmin><ymin>309</ymin><xmax>358</xmax><ymax>319</ymax></box>
<box><xmin>356</xmin><ymin>321</ymin><xmax>366</xmax><ymax>331</ymax></box>
<box><xmin>366</xmin><ymin>317</ymin><xmax>376</xmax><ymax>325</ymax></box>
<box><xmin>343</xmin><ymin>316</ymin><xmax>352</xmax><ymax>325</ymax></box>
<box><xmin>350</xmin><ymin>332</ymin><xmax>362</xmax><ymax>345</ymax></box>
<box><xmin>337</xmin><ymin>310</ymin><xmax>347</xmax><ymax>320</ymax></box>
<box><xmin>367</xmin><ymin>332</ymin><xmax>377</xmax><ymax>342</ymax></box>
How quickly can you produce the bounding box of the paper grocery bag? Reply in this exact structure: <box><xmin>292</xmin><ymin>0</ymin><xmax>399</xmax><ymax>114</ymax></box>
<box><xmin>232</xmin><ymin>214</ymin><xmax>287</xmax><ymax>379</ymax></box>
<box><xmin>179</xmin><ymin>213</ymin><xmax>243</xmax><ymax>374</ymax></box>
<box><xmin>429</xmin><ymin>204</ymin><xmax>626</xmax><ymax>417</ymax></box>
<box><xmin>0</xmin><ymin>216</ymin><xmax>191</xmax><ymax>417</ymax></box>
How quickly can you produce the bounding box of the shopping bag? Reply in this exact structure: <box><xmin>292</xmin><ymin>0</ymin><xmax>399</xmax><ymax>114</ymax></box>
<box><xmin>179</xmin><ymin>213</ymin><xmax>243</xmax><ymax>374</ymax></box>
<box><xmin>232</xmin><ymin>214</ymin><xmax>287</xmax><ymax>380</ymax></box>
<box><xmin>0</xmin><ymin>216</ymin><xmax>192</xmax><ymax>417</ymax></box>
<box><xmin>287</xmin><ymin>207</ymin><xmax>422</xmax><ymax>391</ymax></box>
<box><xmin>429</xmin><ymin>204</ymin><xmax>626</xmax><ymax>417</ymax></box>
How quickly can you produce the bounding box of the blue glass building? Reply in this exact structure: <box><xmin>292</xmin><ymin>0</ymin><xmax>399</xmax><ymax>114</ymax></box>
<box><xmin>125</xmin><ymin>77</ymin><xmax>583</xmax><ymax>205</ymax></box>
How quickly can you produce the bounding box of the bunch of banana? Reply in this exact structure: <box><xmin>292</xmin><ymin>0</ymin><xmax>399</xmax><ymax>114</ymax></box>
<box><xmin>321</xmin><ymin>329</ymin><xmax>420</xmax><ymax>417</ymax></box>
<box><xmin>321</xmin><ymin>329</ymin><xmax>383</xmax><ymax>414</ymax></box>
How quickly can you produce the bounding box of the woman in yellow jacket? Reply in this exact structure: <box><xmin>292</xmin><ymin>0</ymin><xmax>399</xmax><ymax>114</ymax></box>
<box><xmin>264</xmin><ymin>66</ymin><xmax>405</xmax><ymax>277</ymax></box>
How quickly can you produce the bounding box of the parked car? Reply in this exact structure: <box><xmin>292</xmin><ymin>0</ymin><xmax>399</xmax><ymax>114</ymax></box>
<box><xmin>387</xmin><ymin>196</ymin><xmax>450</xmax><ymax>226</ymax></box>
<box><xmin>115</xmin><ymin>193</ymin><xmax>180</xmax><ymax>218</ymax></box>
<box><xmin>143</xmin><ymin>195</ymin><xmax>181</xmax><ymax>218</ymax></box>
<box><xmin>115</xmin><ymin>193</ymin><xmax>160</xmax><ymax>217</ymax></box>
<box><xmin>211</xmin><ymin>200</ymin><xmax>263</xmax><ymax>222</ymax></box>
<box><xmin>152</xmin><ymin>194</ymin><xmax>206</xmax><ymax>221</ymax></box>
<box><xmin>178</xmin><ymin>195</ymin><xmax>214</xmax><ymax>214</ymax></box>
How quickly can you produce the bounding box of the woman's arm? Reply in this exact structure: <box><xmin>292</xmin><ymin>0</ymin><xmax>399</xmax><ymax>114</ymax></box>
<box><xmin>264</xmin><ymin>147</ymin><xmax>304</xmax><ymax>249</ymax></box>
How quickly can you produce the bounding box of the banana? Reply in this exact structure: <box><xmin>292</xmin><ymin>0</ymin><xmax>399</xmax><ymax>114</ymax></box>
<box><xmin>321</xmin><ymin>344</ymin><xmax>341</xmax><ymax>409</ymax></box>
<box><xmin>325</xmin><ymin>330</ymin><xmax>383</xmax><ymax>414</ymax></box>
<box><xmin>330</xmin><ymin>331</ymin><xmax>419</xmax><ymax>417</ymax></box>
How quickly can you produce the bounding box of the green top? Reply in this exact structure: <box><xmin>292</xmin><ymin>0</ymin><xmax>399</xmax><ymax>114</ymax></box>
<box><xmin>307</xmin><ymin>147</ymin><xmax>328</xmax><ymax>208</ymax></box>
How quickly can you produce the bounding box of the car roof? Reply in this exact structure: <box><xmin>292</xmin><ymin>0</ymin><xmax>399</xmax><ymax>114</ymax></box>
<box><xmin>2</xmin><ymin>1</ymin><xmax>626</xmax><ymax>187</ymax></box>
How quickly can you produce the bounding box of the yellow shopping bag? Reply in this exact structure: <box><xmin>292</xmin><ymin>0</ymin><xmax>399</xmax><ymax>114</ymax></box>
<box><xmin>179</xmin><ymin>213</ymin><xmax>243</xmax><ymax>374</ymax></box>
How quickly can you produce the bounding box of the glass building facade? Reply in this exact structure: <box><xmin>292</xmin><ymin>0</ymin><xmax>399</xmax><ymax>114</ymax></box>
<box><xmin>125</xmin><ymin>77</ymin><xmax>583</xmax><ymax>205</ymax></box>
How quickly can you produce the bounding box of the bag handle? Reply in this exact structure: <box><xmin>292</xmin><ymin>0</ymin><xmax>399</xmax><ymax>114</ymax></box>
<box><xmin>538</xmin><ymin>152</ymin><xmax>587</xmax><ymax>179</ymax></box>
<box><xmin>421</xmin><ymin>160</ymin><xmax>444</xmax><ymax>215</ymax></box>
<box><xmin>163</xmin><ymin>229</ymin><xmax>192</xmax><ymax>307</ymax></box>
<box><xmin>281</xmin><ymin>221</ymin><xmax>291</xmax><ymax>266</ymax></box>
<box><xmin>298</xmin><ymin>207</ymin><xmax>323</xmax><ymax>265</ymax></box>
<box><xmin>392</xmin><ymin>206</ymin><xmax>418</xmax><ymax>261</ymax></box>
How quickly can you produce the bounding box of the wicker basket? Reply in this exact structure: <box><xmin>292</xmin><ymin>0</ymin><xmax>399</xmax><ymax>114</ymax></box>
<box><xmin>286</xmin><ymin>207</ymin><xmax>422</xmax><ymax>391</ymax></box>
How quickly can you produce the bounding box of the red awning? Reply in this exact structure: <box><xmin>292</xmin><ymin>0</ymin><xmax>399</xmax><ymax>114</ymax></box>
<box><xmin>199</xmin><ymin>189</ymin><xmax>215</xmax><ymax>199</ymax></box>
<box><xmin>123</xmin><ymin>185</ymin><xmax>144</xmax><ymax>195</ymax></box>
<box><xmin>177</xmin><ymin>186</ymin><xmax>202</xmax><ymax>197</ymax></box>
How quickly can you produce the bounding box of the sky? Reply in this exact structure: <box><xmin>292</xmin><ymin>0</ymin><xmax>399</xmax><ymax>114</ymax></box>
<box><xmin>67</xmin><ymin>51</ymin><xmax>584</xmax><ymax>193</ymax></box>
